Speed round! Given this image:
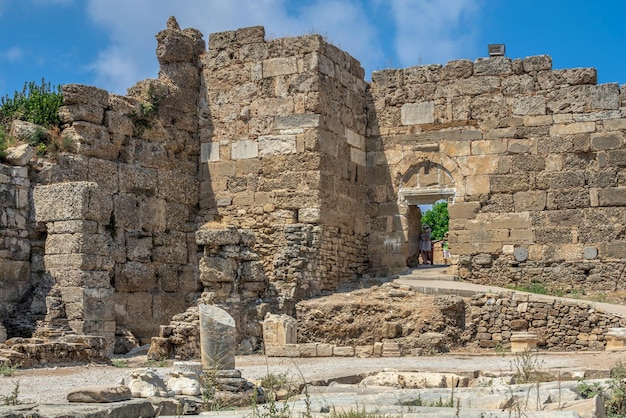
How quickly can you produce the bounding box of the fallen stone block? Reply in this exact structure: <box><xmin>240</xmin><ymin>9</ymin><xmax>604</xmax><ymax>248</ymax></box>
<box><xmin>67</xmin><ymin>385</ymin><xmax>132</xmax><ymax>403</ymax></box>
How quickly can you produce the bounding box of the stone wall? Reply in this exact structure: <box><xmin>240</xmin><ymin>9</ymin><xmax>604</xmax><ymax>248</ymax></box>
<box><xmin>464</xmin><ymin>292</ymin><xmax>626</xmax><ymax>351</ymax></box>
<box><xmin>17</xmin><ymin>18</ymin><xmax>205</xmax><ymax>346</ymax></box>
<box><xmin>0</xmin><ymin>164</ymin><xmax>31</xmax><ymax>333</ymax></box>
<box><xmin>367</xmin><ymin>55</ymin><xmax>626</xmax><ymax>293</ymax></box>
<box><xmin>198</xmin><ymin>26</ymin><xmax>369</xmax><ymax>306</ymax></box>
<box><xmin>2</xmin><ymin>18</ymin><xmax>626</xmax><ymax>354</ymax></box>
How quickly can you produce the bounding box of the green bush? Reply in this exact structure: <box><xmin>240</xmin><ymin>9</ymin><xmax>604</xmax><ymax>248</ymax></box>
<box><xmin>0</xmin><ymin>79</ymin><xmax>63</xmax><ymax>129</ymax></box>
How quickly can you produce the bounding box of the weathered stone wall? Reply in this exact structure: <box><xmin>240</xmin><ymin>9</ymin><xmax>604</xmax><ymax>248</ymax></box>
<box><xmin>367</xmin><ymin>55</ymin><xmax>626</xmax><ymax>293</ymax></box>
<box><xmin>198</xmin><ymin>26</ymin><xmax>369</xmax><ymax>308</ymax></box>
<box><xmin>23</xmin><ymin>18</ymin><xmax>205</xmax><ymax>345</ymax></box>
<box><xmin>0</xmin><ymin>165</ymin><xmax>31</xmax><ymax>334</ymax></box>
<box><xmin>3</xmin><ymin>19</ymin><xmax>626</xmax><ymax>355</ymax></box>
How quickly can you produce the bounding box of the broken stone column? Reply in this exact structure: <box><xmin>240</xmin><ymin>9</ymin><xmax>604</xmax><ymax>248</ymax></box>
<box><xmin>605</xmin><ymin>328</ymin><xmax>626</xmax><ymax>351</ymax></box>
<box><xmin>167</xmin><ymin>361</ymin><xmax>203</xmax><ymax>396</ymax></box>
<box><xmin>33</xmin><ymin>182</ymin><xmax>115</xmax><ymax>355</ymax></box>
<box><xmin>262</xmin><ymin>313</ymin><xmax>297</xmax><ymax>357</ymax></box>
<box><xmin>198</xmin><ymin>303</ymin><xmax>236</xmax><ymax>370</ymax></box>
<box><xmin>0</xmin><ymin>324</ymin><xmax>6</xmax><ymax>344</ymax></box>
<box><xmin>510</xmin><ymin>331</ymin><xmax>538</xmax><ymax>353</ymax></box>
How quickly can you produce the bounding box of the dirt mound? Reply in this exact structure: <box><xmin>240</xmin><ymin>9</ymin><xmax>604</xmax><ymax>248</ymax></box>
<box><xmin>296</xmin><ymin>281</ymin><xmax>466</xmax><ymax>353</ymax></box>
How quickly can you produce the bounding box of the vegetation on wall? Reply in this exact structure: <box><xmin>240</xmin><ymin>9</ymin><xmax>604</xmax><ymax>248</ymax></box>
<box><xmin>421</xmin><ymin>201</ymin><xmax>449</xmax><ymax>240</ymax></box>
<box><xmin>0</xmin><ymin>79</ymin><xmax>63</xmax><ymax>128</ymax></box>
<box><xmin>0</xmin><ymin>78</ymin><xmax>67</xmax><ymax>159</ymax></box>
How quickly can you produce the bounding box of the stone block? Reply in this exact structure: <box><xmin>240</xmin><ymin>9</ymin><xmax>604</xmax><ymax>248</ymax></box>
<box><xmin>591</xmin><ymin>132</ymin><xmax>622</xmax><ymax>150</ymax></box>
<box><xmin>63</xmin><ymin>84</ymin><xmax>109</xmax><ymax>106</ymax></box>
<box><xmin>264</xmin><ymin>345</ymin><xmax>286</xmax><ymax>357</ymax></box>
<box><xmin>598</xmin><ymin>187</ymin><xmax>626</xmax><ymax>206</ymax></box>
<box><xmin>103</xmin><ymin>110</ymin><xmax>133</xmax><ymax>136</ymax></box>
<box><xmin>118</xmin><ymin>164</ymin><xmax>158</xmax><ymax>194</ymax></box>
<box><xmin>382</xmin><ymin>341</ymin><xmax>402</xmax><ymax>357</ymax></box>
<box><xmin>448</xmin><ymin>202</ymin><xmax>480</xmax><ymax>219</ymax></box>
<box><xmin>157</xmin><ymin>170</ymin><xmax>198</xmax><ymax>205</ymax></box>
<box><xmin>0</xmin><ymin>260</ymin><xmax>30</xmax><ymax>284</ymax></box>
<box><xmin>605</xmin><ymin>328</ymin><xmax>626</xmax><ymax>351</ymax></box>
<box><xmin>88</xmin><ymin>158</ymin><xmax>119</xmax><ymax>195</ymax></box>
<box><xmin>510</xmin><ymin>332</ymin><xmax>538</xmax><ymax>353</ymax></box>
<box><xmin>66</xmin><ymin>121</ymin><xmax>120</xmax><ymax>160</ymax></box>
<box><xmin>350</xmin><ymin>148</ymin><xmax>366</xmax><ymax>166</ymax></box>
<box><xmin>345</xmin><ymin>128</ymin><xmax>365</xmax><ymax>150</ymax></box>
<box><xmin>549</xmin><ymin>122</ymin><xmax>596</xmax><ymax>136</ymax></box>
<box><xmin>231</xmin><ymin>140</ymin><xmax>258</xmax><ymax>160</ymax></box>
<box><xmin>316</xmin><ymin>343</ymin><xmax>334</xmax><ymax>357</ymax></box>
<box><xmin>117</xmin><ymin>261</ymin><xmax>157</xmax><ymax>292</ymax></box>
<box><xmin>355</xmin><ymin>345</ymin><xmax>373</xmax><ymax>358</ymax></box>
<box><xmin>401</xmin><ymin>102</ymin><xmax>434</xmax><ymax>125</ymax></box>
<box><xmin>298</xmin><ymin>208</ymin><xmax>321</xmax><ymax>223</ymax></box>
<box><xmin>262</xmin><ymin>314</ymin><xmax>297</xmax><ymax>346</ymax></box>
<box><xmin>522</xmin><ymin>55</ymin><xmax>552</xmax><ymax>72</ymax></box>
<box><xmin>258</xmin><ymin>135</ymin><xmax>296</xmax><ymax>156</ymax></box>
<box><xmin>200</xmin><ymin>142</ymin><xmax>220</xmax><ymax>162</ymax></box>
<box><xmin>34</xmin><ymin>182</ymin><xmax>110</xmax><ymax>223</ymax></box>
<box><xmin>601</xmin><ymin>242</ymin><xmax>626</xmax><ymax>259</ymax></box>
<box><xmin>474</xmin><ymin>56</ymin><xmax>512</xmax><ymax>75</ymax></box>
<box><xmin>299</xmin><ymin>343</ymin><xmax>318</xmax><ymax>357</ymax></box>
<box><xmin>514</xmin><ymin>191</ymin><xmax>546</xmax><ymax>211</ymax></box>
<box><xmin>274</xmin><ymin>114</ymin><xmax>320</xmax><ymax>130</ymax></box>
<box><xmin>333</xmin><ymin>346</ymin><xmax>355</xmax><ymax>357</ymax></box>
<box><xmin>263</xmin><ymin>57</ymin><xmax>297</xmax><ymax>77</ymax></box>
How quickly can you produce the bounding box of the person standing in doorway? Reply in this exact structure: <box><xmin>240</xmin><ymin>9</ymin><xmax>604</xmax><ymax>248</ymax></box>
<box><xmin>419</xmin><ymin>225</ymin><xmax>432</xmax><ymax>265</ymax></box>
<box><xmin>442</xmin><ymin>232</ymin><xmax>450</xmax><ymax>265</ymax></box>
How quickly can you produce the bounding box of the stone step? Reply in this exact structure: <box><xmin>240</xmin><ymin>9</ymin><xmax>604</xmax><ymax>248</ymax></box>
<box><xmin>404</xmin><ymin>267</ymin><xmax>459</xmax><ymax>282</ymax></box>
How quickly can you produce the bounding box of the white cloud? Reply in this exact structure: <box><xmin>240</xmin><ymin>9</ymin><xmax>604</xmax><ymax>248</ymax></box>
<box><xmin>84</xmin><ymin>0</ymin><xmax>383</xmax><ymax>93</ymax></box>
<box><xmin>389</xmin><ymin>0</ymin><xmax>482</xmax><ymax>67</ymax></box>
<box><xmin>1</xmin><ymin>46</ymin><xmax>25</xmax><ymax>62</ymax></box>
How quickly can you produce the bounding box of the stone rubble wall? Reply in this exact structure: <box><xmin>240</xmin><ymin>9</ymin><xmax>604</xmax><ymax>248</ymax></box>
<box><xmin>464</xmin><ymin>292</ymin><xmax>626</xmax><ymax>351</ymax></box>
<box><xmin>368</xmin><ymin>54</ymin><xmax>626</xmax><ymax>292</ymax></box>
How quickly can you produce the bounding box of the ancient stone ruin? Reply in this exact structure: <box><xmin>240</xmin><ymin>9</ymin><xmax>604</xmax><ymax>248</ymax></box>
<box><xmin>1</xmin><ymin>16</ymin><xmax>626</xmax><ymax>358</ymax></box>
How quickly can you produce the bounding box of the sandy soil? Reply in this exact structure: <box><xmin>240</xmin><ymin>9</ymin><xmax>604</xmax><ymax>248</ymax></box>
<box><xmin>4</xmin><ymin>350</ymin><xmax>626</xmax><ymax>405</ymax></box>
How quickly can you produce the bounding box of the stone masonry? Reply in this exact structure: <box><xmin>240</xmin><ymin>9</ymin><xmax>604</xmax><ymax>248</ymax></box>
<box><xmin>1</xmin><ymin>17</ymin><xmax>626</xmax><ymax>354</ymax></box>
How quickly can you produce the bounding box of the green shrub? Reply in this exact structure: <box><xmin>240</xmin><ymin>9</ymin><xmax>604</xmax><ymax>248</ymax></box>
<box><xmin>0</xmin><ymin>78</ymin><xmax>63</xmax><ymax>129</ymax></box>
<box><xmin>0</xmin><ymin>363</ymin><xmax>20</xmax><ymax>377</ymax></box>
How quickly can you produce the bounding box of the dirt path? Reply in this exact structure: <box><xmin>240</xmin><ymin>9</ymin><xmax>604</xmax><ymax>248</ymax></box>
<box><xmin>4</xmin><ymin>350</ymin><xmax>625</xmax><ymax>405</ymax></box>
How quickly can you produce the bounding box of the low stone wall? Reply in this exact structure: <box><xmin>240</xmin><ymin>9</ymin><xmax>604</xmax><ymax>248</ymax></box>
<box><xmin>464</xmin><ymin>292</ymin><xmax>626</xmax><ymax>351</ymax></box>
<box><xmin>0</xmin><ymin>335</ymin><xmax>109</xmax><ymax>368</ymax></box>
<box><xmin>265</xmin><ymin>341</ymin><xmax>423</xmax><ymax>357</ymax></box>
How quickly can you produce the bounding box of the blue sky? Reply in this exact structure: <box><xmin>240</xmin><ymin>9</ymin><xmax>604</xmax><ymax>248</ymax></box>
<box><xmin>1</xmin><ymin>0</ymin><xmax>625</xmax><ymax>97</ymax></box>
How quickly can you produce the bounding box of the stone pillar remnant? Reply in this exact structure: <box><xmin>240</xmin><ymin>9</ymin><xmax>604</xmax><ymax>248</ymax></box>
<box><xmin>198</xmin><ymin>303</ymin><xmax>236</xmax><ymax>370</ymax></box>
<box><xmin>605</xmin><ymin>328</ymin><xmax>626</xmax><ymax>351</ymax></box>
<box><xmin>510</xmin><ymin>331</ymin><xmax>538</xmax><ymax>353</ymax></box>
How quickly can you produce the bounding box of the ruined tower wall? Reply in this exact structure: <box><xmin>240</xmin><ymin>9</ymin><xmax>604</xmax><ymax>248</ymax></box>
<box><xmin>368</xmin><ymin>55</ymin><xmax>626</xmax><ymax>292</ymax></box>
<box><xmin>198</xmin><ymin>26</ymin><xmax>369</xmax><ymax>306</ymax></box>
<box><xmin>27</xmin><ymin>22</ymin><xmax>205</xmax><ymax>345</ymax></box>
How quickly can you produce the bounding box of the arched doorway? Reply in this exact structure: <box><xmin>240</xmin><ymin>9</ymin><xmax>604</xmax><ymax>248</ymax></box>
<box><xmin>399</xmin><ymin>161</ymin><xmax>455</xmax><ymax>266</ymax></box>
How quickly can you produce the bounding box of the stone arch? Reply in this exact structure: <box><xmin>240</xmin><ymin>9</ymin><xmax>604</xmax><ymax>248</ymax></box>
<box><xmin>393</xmin><ymin>152</ymin><xmax>465</xmax><ymax>201</ymax></box>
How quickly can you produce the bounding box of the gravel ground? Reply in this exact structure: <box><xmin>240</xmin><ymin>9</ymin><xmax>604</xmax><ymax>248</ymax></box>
<box><xmin>3</xmin><ymin>350</ymin><xmax>625</xmax><ymax>405</ymax></box>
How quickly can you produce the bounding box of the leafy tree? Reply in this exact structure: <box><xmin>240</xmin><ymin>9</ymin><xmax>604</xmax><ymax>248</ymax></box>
<box><xmin>421</xmin><ymin>200</ymin><xmax>449</xmax><ymax>240</ymax></box>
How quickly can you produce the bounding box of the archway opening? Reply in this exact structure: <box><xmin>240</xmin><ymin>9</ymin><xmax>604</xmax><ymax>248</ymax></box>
<box><xmin>399</xmin><ymin>160</ymin><xmax>455</xmax><ymax>266</ymax></box>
